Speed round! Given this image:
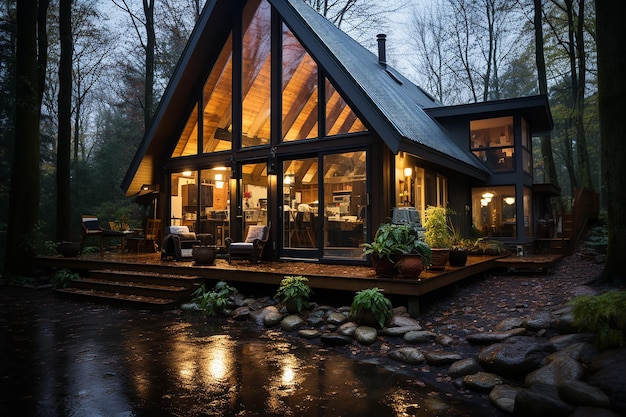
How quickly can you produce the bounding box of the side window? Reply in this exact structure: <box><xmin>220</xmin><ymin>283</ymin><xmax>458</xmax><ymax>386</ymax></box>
<box><xmin>470</xmin><ymin>116</ymin><xmax>515</xmax><ymax>172</ymax></box>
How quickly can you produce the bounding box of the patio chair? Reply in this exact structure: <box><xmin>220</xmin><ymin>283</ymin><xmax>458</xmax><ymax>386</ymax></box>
<box><xmin>80</xmin><ymin>215</ymin><xmax>128</xmax><ymax>257</ymax></box>
<box><xmin>126</xmin><ymin>218</ymin><xmax>162</xmax><ymax>253</ymax></box>
<box><xmin>225</xmin><ymin>222</ymin><xmax>271</xmax><ymax>264</ymax></box>
<box><xmin>161</xmin><ymin>225</ymin><xmax>213</xmax><ymax>261</ymax></box>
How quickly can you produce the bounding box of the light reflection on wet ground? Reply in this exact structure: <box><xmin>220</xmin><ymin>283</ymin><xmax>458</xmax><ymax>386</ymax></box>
<box><xmin>0</xmin><ymin>288</ymin><xmax>493</xmax><ymax>416</ymax></box>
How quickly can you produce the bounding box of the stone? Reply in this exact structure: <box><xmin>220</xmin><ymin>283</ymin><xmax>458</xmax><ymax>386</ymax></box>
<box><xmin>435</xmin><ymin>334</ymin><xmax>454</xmax><ymax>346</ymax></box>
<box><xmin>514</xmin><ymin>384</ymin><xmax>575</xmax><ymax>417</ymax></box>
<box><xmin>524</xmin><ymin>311</ymin><xmax>555</xmax><ymax>331</ymax></box>
<box><xmin>380</xmin><ymin>325</ymin><xmax>423</xmax><ymax>336</ymax></box>
<box><xmin>478</xmin><ymin>336</ymin><xmax>556</xmax><ymax>377</ymax></box>
<box><xmin>263</xmin><ymin>311</ymin><xmax>284</xmax><ymax>327</ymax></box>
<box><xmin>326</xmin><ymin>312</ymin><xmax>349</xmax><ymax>325</ymax></box>
<box><xmin>250</xmin><ymin>305</ymin><xmax>280</xmax><ymax>326</ymax></box>
<box><xmin>548</xmin><ymin>333</ymin><xmax>594</xmax><ymax>351</ymax></box>
<box><xmin>448</xmin><ymin>358</ymin><xmax>481</xmax><ymax>378</ymax></box>
<box><xmin>280</xmin><ymin>314</ymin><xmax>305</xmax><ymax>331</ymax></box>
<box><xmin>424</xmin><ymin>350</ymin><xmax>463</xmax><ymax>365</ymax></box>
<box><xmin>387</xmin><ymin>315</ymin><xmax>422</xmax><ymax>328</ymax></box>
<box><xmin>544</xmin><ymin>342</ymin><xmax>588</xmax><ymax>363</ymax></box>
<box><xmin>467</xmin><ymin>328</ymin><xmax>527</xmax><ymax>344</ymax></box>
<box><xmin>489</xmin><ymin>384</ymin><xmax>523</xmax><ymax>414</ymax></box>
<box><xmin>524</xmin><ymin>356</ymin><xmax>584</xmax><ymax>387</ymax></box>
<box><xmin>554</xmin><ymin>310</ymin><xmax>577</xmax><ymax>333</ymax></box>
<box><xmin>569</xmin><ymin>407</ymin><xmax>623</xmax><ymax>417</ymax></box>
<box><xmin>320</xmin><ymin>333</ymin><xmax>353</xmax><ymax>346</ymax></box>
<box><xmin>231</xmin><ymin>306</ymin><xmax>250</xmax><ymax>321</ymax></box>
<box><xmin>404</xmin><ymin>330</ymin><xmax>437</xmax><ymax>344</ymax></box>
<box><xmin>494</xmin><ymin>317</ymin><xmax>525</xmax><ymax>332</ymax></box>
<box><xmin>558</xmin><ymin>380</ymin><xmax>611</xmax><ymax>408</ymax></box>
<box><xmin>388</xmin><ymin>347</ymin><xmax>425</xmax><ymax>365</ymax></box>
<box><xmin>298</xmin><ymin>329</ymin><xmax>322</xmax><ymax>339</ymax></box>
<box><xmin>337</xmin><ymin>321</ymin><xmax>358</xmax><ymax>337</ymax></box>
<box><xmin>587</xmin><ymin>348</ymin><xmax>626</xmax><ymax>415</ymax></box>
<box><xmin>306</xmin><ymin>316</ymin><xmax>325</xmax><ymax>328</ymax></box>
<box><xmin>463</xmin><ymin>372</ymin><xmax>503</xmax><ymax>392</ymax></box>
<box><xmin>354</xmin><ymin>326</ymin><xmax>378</xmax><ymax>345</ymax></box>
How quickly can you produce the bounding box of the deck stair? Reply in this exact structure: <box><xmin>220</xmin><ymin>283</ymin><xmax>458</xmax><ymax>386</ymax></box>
<box><xmin>57</xmin><ymin>269</ymin><xmax>202</xmax><ymax>310</ymax></box>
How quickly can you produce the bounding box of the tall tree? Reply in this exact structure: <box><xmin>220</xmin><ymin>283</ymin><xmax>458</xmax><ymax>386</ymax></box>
<box><xmin>4</xmin><ymin>0</ymin><xmax>42</xmax><ymax>277</ymax></box>
<box><xmin>596</xmin><ymin>0</ymin><xmax>625</xmax><ymax>284</ymax></box>
<box><xmin>56</xmin><ymin>0</ymin><xmax>72</xmax><ymax>242</ymax></box>
<box><xmin>533</xmin><ymin>0</ymin><xmax>559</xmax><ymax>187</ymax></box>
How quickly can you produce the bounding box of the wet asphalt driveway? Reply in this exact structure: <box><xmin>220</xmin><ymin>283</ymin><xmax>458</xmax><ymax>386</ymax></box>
<box><xmin>0</xmin><ymin>287</ymin><xmax>491</xmax><ymax>417</ymax></box>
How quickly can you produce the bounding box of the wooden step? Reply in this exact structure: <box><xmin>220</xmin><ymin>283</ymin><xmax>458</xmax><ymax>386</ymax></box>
<box><xmin>88</xmin><ymin>269</ymin><xmax>201</xmax><ymax>289</ymax></box>
<box><xmin>57</xmin><ymin>287</ymin><xmax>180</xmax><ymax>311</ymax></box>
<box><xmin>70</xmin><ymin>278</ymin><xmax>194</xmax><ymax>301</ymax></box>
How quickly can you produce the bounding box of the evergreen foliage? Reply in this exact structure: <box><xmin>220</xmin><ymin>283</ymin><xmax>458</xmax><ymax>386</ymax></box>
<box><xmin>571</xmin><ymin>291</ymin><xmax>626</xmax><ymax>350</ymax></box>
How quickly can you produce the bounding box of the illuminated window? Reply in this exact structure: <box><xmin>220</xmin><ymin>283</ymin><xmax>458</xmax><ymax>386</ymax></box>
<box><xmin>470</xmin><ymin>116</ymin><xmax>514</xmax><ymax>172</ymax></box>
<box><xmin>472</xmin><ymin>186</ymin><xmax>517</xmax><ymax>238</ymax></box>
<box><xmin>325</xmin><ymin>79</ymin><xmax>366</xmax><ymax>136</ymax></box>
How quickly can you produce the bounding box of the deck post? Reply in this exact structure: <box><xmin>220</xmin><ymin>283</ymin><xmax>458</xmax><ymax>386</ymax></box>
<box><xmin>408</xmin><ymin>296</ymin><xmax>420</xmax><ymax>316</ymax></box>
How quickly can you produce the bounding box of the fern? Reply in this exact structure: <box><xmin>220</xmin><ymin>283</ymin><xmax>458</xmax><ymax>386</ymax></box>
<box><xmin>571</xmin><ymin>291</ymin><xmax>626</xmax><ymax>350</ymax></box>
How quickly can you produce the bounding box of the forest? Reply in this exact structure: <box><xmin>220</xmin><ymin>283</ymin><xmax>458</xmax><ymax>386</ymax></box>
<box><xmin>0</xmin><ymin>0</ymin><xmax>623</xmax><ymax>282</ymax></box>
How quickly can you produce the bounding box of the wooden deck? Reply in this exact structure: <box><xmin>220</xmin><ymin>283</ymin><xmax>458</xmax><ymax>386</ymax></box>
<box><xmin>34</xmin><ymin>251</ymin><xmax>562</xmax><ymax>314</ymax></box>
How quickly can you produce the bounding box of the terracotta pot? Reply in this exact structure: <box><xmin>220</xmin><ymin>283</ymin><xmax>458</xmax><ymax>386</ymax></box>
<box><xmin>192</xmin><ymin>245</ymin><xmax>216</xmax><ymax>265</ymax></box>
<box><xmin>372</xmin><ymin>253</ymin><xmax>396</xmax><ymax>277</ymax></box>
<box><xmin>449</xmin><ymin>249</ymin><xmax>468</xmax><ymax>267</ymax></box>
<box><xmin>395</xmin><ymin>254</ymin><xmax>425</xmax><ymax>278</ymax></box>
<box><xmin>58</xmin><ymin>241</ymin><xmax>81</xmax><ymax>257</ymax></box>
<box><xmin>429</xmin><ymin>248</ymin><xmax>450</xmax><ymax>269</ymax></box>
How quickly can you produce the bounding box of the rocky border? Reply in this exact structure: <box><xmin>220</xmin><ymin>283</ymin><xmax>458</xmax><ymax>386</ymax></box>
<box><xmin>184</xmin><ymin>284</ymin><xmax>625</xmax><ymax>417</ymax></box>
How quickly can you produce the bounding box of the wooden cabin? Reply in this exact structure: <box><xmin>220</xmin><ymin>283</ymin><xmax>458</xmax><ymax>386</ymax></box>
<box><xmin>122</xmin><ymin>0</ymin><xmax>554</xmax><ymax>266</ymax></box>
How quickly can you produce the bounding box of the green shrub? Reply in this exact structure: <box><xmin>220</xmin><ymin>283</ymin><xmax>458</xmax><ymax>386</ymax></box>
<box><xmin>275</xmin><ymin>275</ymin><xmax>312</xmax><ymax>313</ymax></box>
<box><xmin>191</xmin><ymin>281</ymin><xmax>238</xmax><ymax>316</ymax></box>
<box><xmin>350</xmin><ymin>287</ymin><xmax>393</xmax><ymax>328</ymax></box>
<box><xmin>51</xmin><ymin>269</ymin><xmax>79</xmax><ymax>288</ymax></box>
<box><xmin>571</xmin><ymin>291</ymin><xmax>626</xmax><ymax>350</ymax></box>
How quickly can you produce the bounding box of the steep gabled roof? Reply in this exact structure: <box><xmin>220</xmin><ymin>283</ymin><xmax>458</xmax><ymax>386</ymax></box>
<box><xmin>122</xmin><ymin>0</ymin><xmax>489</xmax><ymax>195</ymax></box>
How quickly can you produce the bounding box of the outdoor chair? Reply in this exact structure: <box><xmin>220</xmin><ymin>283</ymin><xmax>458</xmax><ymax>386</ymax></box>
<box><xmin>161</xmin><ymin>225</ymin><xmax>213</xmax><ymax>261</ymax></box>
<box><xmin>126</xmin><ymin>218</ymin><xmax>162</xmax><ymax>253</ymax></box>
<box><xmin>80</xmin><ymin>215</ymin><xmax>128</xmax><ymax>257</ymax></box>
<box><xmin>225</xmin><ymin>222</ymin><xmax>271</xmax><ymax>264</ymax></box>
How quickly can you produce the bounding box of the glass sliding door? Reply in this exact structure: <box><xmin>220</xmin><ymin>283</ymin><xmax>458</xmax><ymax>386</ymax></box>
<box><xmin>322</xmin><ymin>151</ymin><xmax>367</xmax><ymax>260</ymax></box>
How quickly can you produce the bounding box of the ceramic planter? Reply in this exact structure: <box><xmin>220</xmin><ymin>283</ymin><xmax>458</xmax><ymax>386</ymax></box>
<box><xmin>395</xmin><ymin>254</ymin><xmax>425</xmax><ymax>278</ymax></box>
<box><xmin>449</xmin><ymin>249</ymin><xmax>468</xmax><ymax>266</ymax></box>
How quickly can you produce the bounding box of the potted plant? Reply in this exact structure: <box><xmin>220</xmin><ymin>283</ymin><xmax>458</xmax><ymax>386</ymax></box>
<box><xmin>350</xmin><ymin>287</ymin><xmax>393</xmax><ymax>329</ymax></box>
<box><xmin>275</xmin><ymin>275</ymin><xmax>313</xmax><ymax>313</ymax></box>
<box><xmin>423</xmin><ymin>206</ymin><xmax>452</xmax><ymax>269</ymax></box>
<box><xmin>393</xmin><ymin>224</ymin><xmax>432</xmax><ymax>278</ymax></box>
<box><xmin>362</xmin><ymin>223</ymin><xmax>402</xmax><ymax>276</ymax></box>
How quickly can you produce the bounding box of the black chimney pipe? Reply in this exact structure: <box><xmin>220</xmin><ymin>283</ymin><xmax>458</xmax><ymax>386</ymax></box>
<box><xmin>377</xmin><ymin>33</ymin><xmax>387</xmax><ymax>67</ymax></box>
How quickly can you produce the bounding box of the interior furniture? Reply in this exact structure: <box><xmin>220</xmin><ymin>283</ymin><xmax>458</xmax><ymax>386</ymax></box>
<box><xmin>126</xmin><ymin>218</ymin><xmax>162</xmax><ymax>253</ymax></box>
<box><xmin>226</xmin><ymin>222</ymin><xmax>271</xmax><ymax>264</ymax></box>
<box><xmin>81</xmin><ymin>215</ymin><xmax>128</xmax><ymax>257</ymax></box>
<box><xmin>161</xmin><ymin>225</ymin><xmax>212</xmax><ymax>261</ymax></box>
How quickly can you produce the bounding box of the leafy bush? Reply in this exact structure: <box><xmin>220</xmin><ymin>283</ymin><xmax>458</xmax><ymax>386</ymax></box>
<box><xmin>362</xmin><ymin>223</ymin><xmax>431</xmax><ymax>264</ymax></box>
<box><xmin>350</xmin><ymin>287</ymin><xmax>393</xmax><ymax>328</ymax></box>
<box><xmin>423</xmin><ymin>206</ymin><xmax>452</xmax><ymax>248</ymax></box>
<box><xmin>275</xmin><ymin>275</ymin><xmax>312</xmax><ymax>313</ymax></box>
<box><xmin>191</xmin><ymin>281</ymin><xmax>238</xmax><ymax>316</ymax></box>
<box><xmin>51</xmin><ymin>269</ymin><xmax>79</xmax><ymax>288</ymax></box>
<box><xmin>571</xmin><ymin>291</ymin><xmax>626</xmax><ymax>350</ymax></box>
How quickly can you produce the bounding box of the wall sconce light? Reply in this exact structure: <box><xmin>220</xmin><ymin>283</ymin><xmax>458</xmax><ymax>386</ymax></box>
<box><xmin>182</xmin><ymin>171</ymin><xmax>193</xmax><ymax>177</ymax></box>
<box><xmin>404</xmin><ymin>167</ymin><xmax>412</xmax><ymax>178</ymax></box>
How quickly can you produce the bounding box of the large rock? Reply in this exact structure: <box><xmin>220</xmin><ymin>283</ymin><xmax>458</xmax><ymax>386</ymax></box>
<box><xmin>587</xmin><ymin>348</ymin><xmax>626</xmax><ymax>415</ymax></box>
<box><xmin>524</xmin><ymin>355</ymin><xmax>584</xmax><ymax>387</ymax></box>
<box><xmin>263</xmin><ymin>311</ymin><xmax>284</xmax><ymax>327</ymax></box>
<box><xmin>548</xmin><ymin>333</ymin><xmax>594</xmax><ymax>350</ymax></box>
<box><xmin>524</xmin><ymin>311</ymin><xmax>555</xmax><ymax>331</ymax></box>
<box><xmin>337</xmin><ymin>321</ymin><xmax>358</xmax><ymax>337</ymax></box>
<box><xmin>326</xmin><ymin>311</ymin><xmax>349</xmax><ymax>325</ymax></box>
<box><xmin>478</xmin><ymin>336</ymin><xmax>556</xmax><ymax>377</ymax></box>
<box><xmin>404</xmin><ymin>330</ymin><xmax>437</xmax><ymax>344</ymax></box>
<box><xmin>298</xmin><ymin>329</ymin><xmax>321</xmax><ymax>339</ymax></box>
<box><xmin>380</xmin><ymin>325</ymin><xmax>423</xmax><ymax>336</ymax></box>
<box><xmin>494</xmin><ymin>317</ymin><xmax>525</xmax><ymax>332</ymax></box>
<box><xmin>448</xmin><ymin>358</ymin><xmax>481</xmax><ymax>378</ymax></box>
<box><xmin>231</xmin><ymin>306</ymin><xmax>251</xmax><ymax>321</ymax></box>
<box><xmin>558</xmin><ymin>380</ymin><xmax>611</xmax><ymax>408</ymax></box>
<box><xmin>280</xmin><ymin>314</ymin><xmax>305</xmax><ymax>331</ymax></box>
<box><xmin>388</xmin><ymin>347</ymin><xmax>425</xmax><ymax>364</ymax></box>
<box><xmin>354</xmin><ymin>326</ymin><xmax>378</xmax><ymax>345</ymax></box>
<box><xmin>250</xmin><ymin>305</ymin><xmax>280</xmax><ymax>326</ymax></box>
<box><xmin>463</xmin><ymin>372</ymin><xmax>503</xmax><ymax>392</ymax></box>
<box><xmin>467</xmin><ymin>328</ymin><xmax>527</xmax><ymax>345</ymax></box>
<box><xmin>490</xmin><ymin>384</ymin><xmax>523</xmax><ymax>414</ymax></box>
<box><xmin>424</xmin><ymin>350</ymin><xmax>463</xmax><ymax>365</ymax></box>
<box><xmin>320</xmin><ymin>333</ymin><xmax>353</xmax><ymax>346</ymax></box>
<box><xmin>388</xmin><ymin>315</ymin><xmax>421</xmax><ymax>328</ymax></box>
<box><xmin>514</xmin><ymin>383</ymin><xmax>575</xmax><ymax>417</ymax></box>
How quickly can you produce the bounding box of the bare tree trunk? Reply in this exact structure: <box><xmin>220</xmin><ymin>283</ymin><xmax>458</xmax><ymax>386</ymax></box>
<box><xmin>5</xmin><ymin>0</ymin><xmax>41</xmax><ymax>277</ymax></box>
<box><xmin>37</xmin><ymin>0</ymin><xmax>49</xmax><ymax>109</ymax></box>
<box><xmin>533</xmin><ymin>0</ymin><xmax>559</xmax><ymax>186</ymax></box>
<box><xmin>56</xmin><ymin>0</ymin><xmax>72</xmax><ymax>242</ymax></box>
<box><xmin>574</xmin><ymin>0</ymin><xmax>592</xmax><ymax>188</ymax></box>
<box><xmin>143</xmin><ymin>0</ymin><xmax>155</xmax><ymax>129</ymax></box>
<box><xmin>596</xmin><ymin>0</ymin><xmax>626</xmax><ymax>284</ymax></box>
